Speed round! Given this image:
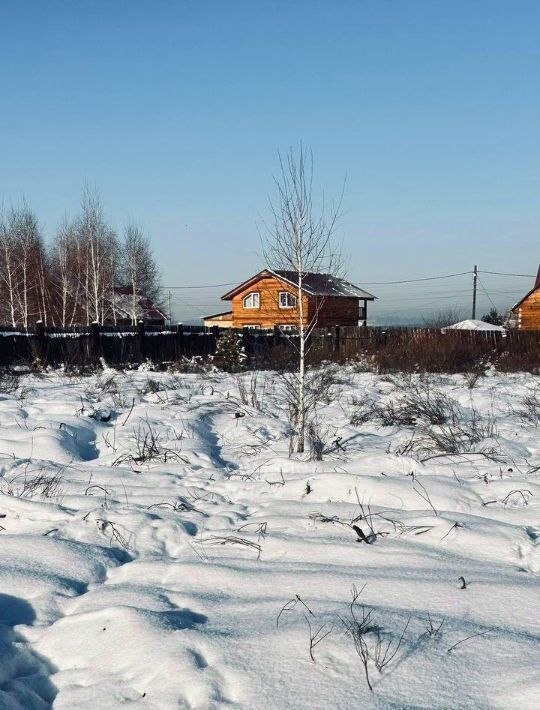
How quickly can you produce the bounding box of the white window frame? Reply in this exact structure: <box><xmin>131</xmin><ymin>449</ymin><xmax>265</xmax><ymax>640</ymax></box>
<box><xmin>242</xmin><ymin>292</ymin><xmax>260</xmax><ymax>309</ymax></box>
<box><xmin>245</xmin><ymin>324</ymin><xmax>261</xmax><ymax>330</ymax></box>
<box><xmin>279</xmin><ymin>291</ymin><xmax>297</xmax><ymax>309</ymax></box>
<box><xmin>278</xmin><ymin>324</ymin><xmax>297</xmax><ymax>332</ymax></box>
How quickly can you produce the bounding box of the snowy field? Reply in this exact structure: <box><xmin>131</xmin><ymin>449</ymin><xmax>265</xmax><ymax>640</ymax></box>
<box><xmin>0</xmin><ymin>365</ymin><xmax>539</xmax><ymax>709</ymax></box>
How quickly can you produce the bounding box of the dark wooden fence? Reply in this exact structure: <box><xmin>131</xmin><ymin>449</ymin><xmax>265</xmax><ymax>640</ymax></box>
<box><xmin>0</xmin><ymin>323</ymin><xmax>538</xmax><ymax>371</ymax></box>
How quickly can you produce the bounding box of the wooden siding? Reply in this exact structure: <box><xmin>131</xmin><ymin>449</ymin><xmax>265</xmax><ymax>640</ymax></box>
<box><xmin>514</xmin><ymin>288</ymin><xmax>540</xmax><ymax>330</ymax></box>
<box><xmin>230</xmin><ymin>275</ymin><xmax>310</xmax><ymax>328</ymax></box>
<box><xmin>228</xmin><ymin>275</ymin><xmax>360</xmax><ymax>328</ymax></box>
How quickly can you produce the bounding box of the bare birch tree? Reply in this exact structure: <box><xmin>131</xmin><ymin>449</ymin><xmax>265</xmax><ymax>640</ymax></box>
<box><xmin>0</xmin><ymin>209</ymin><xmax>19</xmax><ymax>327</ymax></box>
<box><xmin>264</xmin><ymin>146</ymin><xmax>342</xmax><ymax>453</ymax></box>
<box><xmin>77</xmin><ymin>189</ymin><xmax>119</xmax><ymax>325</ymax></box>
<box><xmin>50</xmin><ymin>219</ymin><xmax>83</xmax><ymax>326</ymax></box>
<box><xmin>119</xmin><ymin>224</ymin><xmax>160</xmax><ymax>325</ymax></box>
<box><xmin>0</xmin><ymin>205</ymin><xmax>49</xmax><ymax>328</ymax></box>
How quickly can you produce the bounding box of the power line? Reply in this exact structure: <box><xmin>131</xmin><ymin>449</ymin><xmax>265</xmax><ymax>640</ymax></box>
<box><xmin>349</xmin><ymin>271</ymin><xmax>472</xmax><ymax>285</ymax></box>
<box><xmin>479</xmin><ymin>270</ymin><xmax>536</xmax><ymax>278</ymax></box>
<box><xmin>476</xmin><ymin>275</ymin><xmax>497</xmax><ymax>310</ymax></box>
<box><xmin>160</xmin><ymin>271</ymin><xmax>473</xmax><ymax>291</ymax></box>
<box><xmin>159</xmin><ymin>282</ymin><xmax>239</xmax><ymax>289</ymax></box>
<box><xmin>160</xmin><ymin>268</ymin><xmax>534</xmax><ymax>291</ymax></box>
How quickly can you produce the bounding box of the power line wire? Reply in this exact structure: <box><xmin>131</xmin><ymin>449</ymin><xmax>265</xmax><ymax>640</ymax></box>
<box><xmin>476</xmin><ymin>275</ymin><xmax>497</xmax><ymax>310</ymax></box>
<box><xmin>159</xmin><ymin>282</ymin><xmax>239</xmax><ymax>289</ymax></box>
<box><xmin>160</xmin><ymin>268</ymin><xmax>535</xmax><ymax>291</ymax></box>
<box><xmin>339</xmin><ymin>271</ymin><xmax>473</xmax><ymax>285</ymax></box>
<box><xmin>161</xmin><ymin>270</ymin><xmax>473</xmax><ymax>290</ymax></box>
<box><xmin>479</xmin><ymin>270</ymin><xmax>536</xmax><ymax>278</ymax></box>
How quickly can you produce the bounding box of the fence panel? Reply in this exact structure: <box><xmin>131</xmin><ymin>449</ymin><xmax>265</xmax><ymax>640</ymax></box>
<box><xmin>0</xmin><ymin>324</ymin><xmax>538</xmax><ymax>370</ymax></box>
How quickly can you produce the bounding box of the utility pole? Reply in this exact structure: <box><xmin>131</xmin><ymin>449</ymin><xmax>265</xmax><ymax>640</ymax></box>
<box><xmin>472</xmin><ymin>265</ymin><xmax>478</xmax><ymax>319</ymax></box>
<box><xmin>167</xmin><ymin>290</ymin><xmax>171</xmax><ymax>327</ymax></box>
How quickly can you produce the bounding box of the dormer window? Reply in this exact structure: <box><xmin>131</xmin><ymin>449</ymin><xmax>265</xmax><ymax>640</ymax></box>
<box><xmin>243</xmin><ymin>292</ymin><xmax>260</xmax><ymax>309</ymax></box>
<box><xmin>279</xmin><ymin>291</ymin><xmax>297</xmax><ymax>309</ymax></box>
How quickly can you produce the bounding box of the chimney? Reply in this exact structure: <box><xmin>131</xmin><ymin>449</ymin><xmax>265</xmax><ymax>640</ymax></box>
<box><xmin>536</xmin><ymin>265</ymin><xmax>540</xmax><ymax>290</ymax></box>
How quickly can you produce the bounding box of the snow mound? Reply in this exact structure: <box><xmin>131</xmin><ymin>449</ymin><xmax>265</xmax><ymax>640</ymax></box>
<box><xmin>442</xmin><ymin>319</ymin><xmax>505</xmax><ymax>331</ymax></box>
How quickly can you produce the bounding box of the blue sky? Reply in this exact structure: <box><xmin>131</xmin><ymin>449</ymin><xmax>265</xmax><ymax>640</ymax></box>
<box><xmin>1</xmin><ymin>1</ymin><xmax>539</xmax><ymax>322</ymax></box>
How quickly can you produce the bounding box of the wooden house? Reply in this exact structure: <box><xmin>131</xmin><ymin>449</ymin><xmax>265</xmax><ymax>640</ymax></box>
<box><xmin>206</xmin><ymin>269</ymin><xmax>375</xmax><ymax>330</ymax></box>
<box><xmin>510</xmin><ymin>266</ymin><xmax>540</xmax><ymax>330</ymax></box>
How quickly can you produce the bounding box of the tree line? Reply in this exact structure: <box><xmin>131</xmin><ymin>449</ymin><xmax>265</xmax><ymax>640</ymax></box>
<box><xmin>0</xmin><ymin>189</ymin><xmax>160</xmax><ymax>328</ymax></box>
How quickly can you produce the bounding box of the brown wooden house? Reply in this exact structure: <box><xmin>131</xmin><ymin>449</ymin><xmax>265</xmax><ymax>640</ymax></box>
<box><xmin>206</xmin><ymin>269</ymin><xmax>376</xmax><ymax>330</ymax></box>
<box><xmin>510</xmin><ymin>266</ymin><xmax>540</xmax><ymax>330</ymax></box>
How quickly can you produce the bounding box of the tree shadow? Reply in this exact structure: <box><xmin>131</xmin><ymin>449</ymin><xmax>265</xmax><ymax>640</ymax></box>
<box><xmin>0</xmin><ymin>594</ymin><xmax>58</xmax><ymax>709</ymax></box>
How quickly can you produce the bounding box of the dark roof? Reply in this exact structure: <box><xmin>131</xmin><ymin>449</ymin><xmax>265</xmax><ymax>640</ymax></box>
<box><xmin>512</xmin><ymin>264</ymin><xmax>540</xmax><ymax>311</ymax></box>
<box><xmin>202</xmin><ymin>311</ymin><xmax>233</xmax><ymax>320</ymax></box>
<box><xmin>109</xmin><ymin>288</ymin><xmax>167</xmax><ymax>322</ymax></box>
<box><xmin>272</xmin><ymin>270</ymin><xmax>376</xmax><ymax>299</ymax></box>
<box><xmin>221</xmin><ymin>269</ymin><xmax>376</xmax><ymax>301</ymax></box>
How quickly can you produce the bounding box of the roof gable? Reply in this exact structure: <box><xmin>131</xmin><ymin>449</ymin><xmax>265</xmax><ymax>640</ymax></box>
<box><xmin>512</xmin><ymin>266</ymin><xmax>540</xmax><ymax>311</ymax></box>
<box><xmin>512</xmin><ymin>285</ymin><xmax>540</xmax><ymax>311</ymax></box>
<box><xmin>221</xmin><ymin>269</ymin><xmax>376</xmax><ymax>301</ymax></box>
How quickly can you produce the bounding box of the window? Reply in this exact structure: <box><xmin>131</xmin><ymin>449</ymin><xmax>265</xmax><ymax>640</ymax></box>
<box><xmin>245</xmin><ymin>324</ymin><xmax>260</xmax><ymax>330</ymax></box>
<box><xmin>243</xmin><ymin>292</ymin><xmax>260</xmax><ymax>309</ymax></box>
<box><xmin>279</xmin><ymin>291</ymin><xmax>297</xmax><ymax>309</ymax></box>
<box><xmin>278</xmin><ymin>324</ymin><xmax>297</xmax><ymax>333</ymax></box>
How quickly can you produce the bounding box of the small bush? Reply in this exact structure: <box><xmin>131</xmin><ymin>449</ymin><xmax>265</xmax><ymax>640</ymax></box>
<box><xmin>169</xmin><ymin>356</ymin><xmax>213</xmax><ymax>374</ymax></box>
<box><xmin>495</xmin><ymin>349</ymin><xmax>540</xmax><ymax>374</ymax></box>
<box><xmin>351</xmin><ymin>378</ymin><xmax>459</xmax><ymax>428</ymax></box>
<box><xmin>236</xmin><ymin>372</ymin><xmax>269</xmax><ymax>411</ymax></box>
<box><xmin>399</xmin><ymin>379</ymin><xmax>460</xmax><ymax>425</ymax></box>
<box><xmin>515</xmin><ymin>385</ymin><xmax>540</xmax><ymax>427</ymax></box>
<box><xmin>2</xmin><ymin>466</ymin><xmax>63</xmax><ymax>500</ymax></box>
<box><xmin>0</xmin><ymin>369</ymin><xmax>19</xmax><ymax>394</ymax></box>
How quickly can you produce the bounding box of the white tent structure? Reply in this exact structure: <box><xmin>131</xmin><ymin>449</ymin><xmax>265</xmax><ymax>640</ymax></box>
<box><xmin>442</xmin><ymin>319</ymin><xmax>505</xmax><ymax>332</ymax></box>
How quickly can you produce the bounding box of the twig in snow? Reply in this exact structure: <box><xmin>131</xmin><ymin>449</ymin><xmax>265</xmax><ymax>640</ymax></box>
<box><xmin>85</xmin><ymin>485</ymin><xmax>112</xmax><ymax>507</ymax></box>
<box><xmin>447</xmin><ymin>629</ymin><xmax>490</xmax><ymax>653</ymax></box>
<box><xmin>422</xmin><ymin>612</ymin><xmax>445</xmax><ymax>638</ymax></box>
<box><xmin>304</xmin><ymin>613</ymin><xmax>333</xmax><ymax>662</ymax></box>
<box><xmin>413</xmin><ymin>480</ymin><xmax>438</xmax><ymax>516</ymax></box>
<box><xmin>195</xmin><ymin>535</ymin><xmax>262</xmax><ymax>559</ymax></box>
<box><xmin>121</xmin><ymin>398</ymin><xmax>136</xmax><ymax>426</ymax></box>
<box><xmin>277</xmin><ymin>594</ymin><xmax>314</xmax><ymax>629</ymax></box>
<box><xmin>96</xmin><ymin>519</ymin><xmax>131</xmax><ymax>549</ymax></box>
<box><xmin>440</xmin><ymin>522</ymin><xmax>462</xmax><ymax>541</ymax></box>
<box><xmin>237</xmin><ymin>521</ymin><xmax>268</xmax><ymax>540</ymax></box>
<box><xmin>501</xmin><ymin>489</ymin><xmax>533</xmax><ymax>506</ymax></box>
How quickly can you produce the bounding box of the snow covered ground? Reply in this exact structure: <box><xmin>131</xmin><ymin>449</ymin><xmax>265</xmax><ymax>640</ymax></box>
<box><xmin>0</xmin><ymin>365</ymin><xmax>539</xmax><ymax>709</ymax></box>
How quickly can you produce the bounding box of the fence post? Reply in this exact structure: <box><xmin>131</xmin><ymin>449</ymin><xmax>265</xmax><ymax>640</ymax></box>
<box><xmin>138</xmin><ymin>320</ymin><xmax>146</xmax><ymax>362</ymax></box>
<box><xmin>176</xmin><ymin>322</ymin><xmax>184</xmax><ymax>358</ymax></box>
<box><xmin>35</xmin><ymin>320</ymin><xmax>45</xmax><ymax>364</ymax></box>
<box><xmin>90</xmin><ymin>321</ymin><xmax>101</xmax><ymax>366</ymax></box>
<box><xmin>273</xmin><ymin>325</ymin><xmax>280</xmax><ymax>347</ymax></box>
<box><xmin>334</xmin><ymin>325</ymin><xmax>341</xmax><ymax>353</ymax></box>
<box><xmin>212</xmin><ymin>326</ymin><xmax>219</xmax><ymax>357</ymax></box>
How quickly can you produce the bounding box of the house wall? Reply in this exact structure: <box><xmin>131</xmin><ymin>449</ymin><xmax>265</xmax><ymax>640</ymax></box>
<box><xmin>229</xmin><ymin>276</ymin><xmax>361</xmax><ymax>328</ymax></box>
<box><xmin>311</xmin><ymin>296</ymin><xmax>361</xmax><ymax>327</ymax></box>
<box><xmin>514</xmin><ymin>289</ymin><xmax>540</xmax><ymax>330</ymax></box>
<box><xmin>230</xmin><ymin>275</ymin><xmax>310</xmax><ymax>328</ymax></box>
<box><xmin>203</xmin><ymin>316</ymin><xmax>233</xmax><ymax>329</ymax></box>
